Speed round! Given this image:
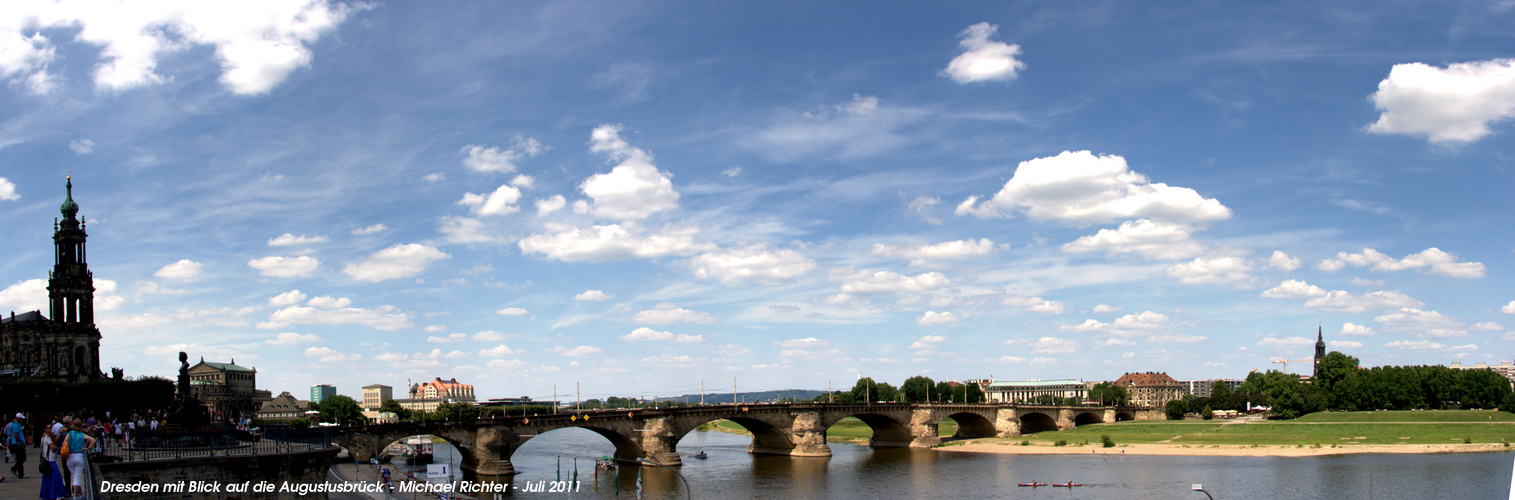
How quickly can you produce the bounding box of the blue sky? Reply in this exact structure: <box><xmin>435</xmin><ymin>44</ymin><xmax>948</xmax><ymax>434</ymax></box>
<box><xmin>1</xmin><ymin>1</ymin><xmax>1514</xmax><ymax>403</ymax></box>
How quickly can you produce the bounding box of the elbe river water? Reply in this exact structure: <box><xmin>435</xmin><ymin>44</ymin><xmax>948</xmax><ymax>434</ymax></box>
<box><xmin>397</xmin><ymin>428</ymin><xmax>1513</xmax><ymax>499</ymax></box>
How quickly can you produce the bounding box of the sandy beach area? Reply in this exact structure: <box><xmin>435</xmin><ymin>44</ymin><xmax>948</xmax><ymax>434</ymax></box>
<box><xmin>939</xmin><ymin>441</ymin><xmax>1512</xmax><ymax>457</ymax></box>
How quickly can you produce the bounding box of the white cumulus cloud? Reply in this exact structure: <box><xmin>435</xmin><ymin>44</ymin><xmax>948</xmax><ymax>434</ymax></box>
<box><xmin>1366</xmin><ymin>59</ymin><xmax>1515</xmax><ymax>145</ymax></box>
<box><xmin>154</xmin><ymin>259</ymin><xmax>203</xmax><ymax>281</ymax></box>
<box><xmin>0</xmin><ymin>1</ymin><xmax>363</xmax><ymax>95</ymax></box>
<box><xmin>580</xmin><ymin>124</ymin><xmax>679</xmax><ymax>220</ymax></box>
<box><xmin>0</xmin><ymin>178</ymin><xmax>16</xmax><ymax>201</ymax></box>
<box><xmin>458</xmin><ymin>184</ymin><xmax>523</xmax><ymax>216</ymax></box>
<box><xmin>955</xmin><ymin>151</ymin><xmax>1230</xmax><ymax>226</ymax></box>
<box><xmin>1261</xmin><ymin>279</ymin><xmax>1328</xmax><ymax>299</ymax></box>
<box><xmin>460</xmin><ymin>137</ymin><xmax>546</xmax><ymax>173</ymax></box>
<box><xmin>940</xmin><ymin>22</ymin><xmax>1026</xmax><ymax>84</ymax></box>
<box><xmin>1340</xmin><ymin>323</ymin><xmax>1376</xmax><ymax>336</ymax></box>
<box><xmin>871</xmin><ymin>238</ymin><xmax>995</xmax><ymax>266</ymax></box>
<box><xmin>1002</xmin><ymin>296</ymin><xmax>1066</xmax><ymax>314</ymax></box>
<box><xmin>267</xmin><ymin>233</ymin><xmax>328</xmax><ymax>246</ymax></box>
<box><xmin>1268</xmin><ymin>251</ymin><xmax>1302</xmax><ymax>271</ymax></box>
<box><xmin>519</xmin><ymin>224</ymin><xmax>712</xmax><ymax>262</ymax></box>
<box><xmin>342</xmin><ymin>244</ymin><xmax>449</xmax><ymax>282</ymax></box>
<box><xmin>1304</xmin><ymin>290</ymin><xmax>1423</xmax><ymax>314</ymax></box>
<box><xmin>832</xmin><ymin>268</ymin><xmax>950</xmax><ymax>294</ymax></box>
<box><xmin>247</xmin><ymin>255</ymin><xmax>319</xmax><ymax>278</ymax></box>
<box><xmin>916</xmin><ymin>311</ymin><xmax>959</xmax><ymax>326</ymax></box>
<box><xmin>575</xmin><ymin>290</ymin><xmax>610</xmax><ymax>301</ymax></box>
<box><xmin>1062</xmin><ymin>219</ymin><xmax>1204</xmax><ymax>260</ymax></box>
<box><xmin>691</xmin><ymin>245</ymin><xmax>817</xmax><ymax>285</ymax></box>
<box><xmin>1315</xmin><ymin>247</ymin><xmax>1484</xmax><ymax>279</ymax></box>
<box><xmin>633</xmin><ymin>305</ymin><xmax>717</xmax><ymax>324</ymax></box>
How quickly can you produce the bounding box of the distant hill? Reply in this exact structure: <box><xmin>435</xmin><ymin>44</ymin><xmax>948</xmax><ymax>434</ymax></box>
<box><xmin>656</xmin><ymin>389</ymin><xmax>826</xmax><ymax>404</ymax></box>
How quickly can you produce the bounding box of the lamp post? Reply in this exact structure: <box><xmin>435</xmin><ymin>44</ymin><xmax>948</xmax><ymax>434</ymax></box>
<box><xmin>636</xmin><ymin>458</ymin><xmax>692</xmax><ymax>500</ymax></box>
<box><xmin>1192</xmin><ymin>484</ymin><xmax>1215</xmax><ymax>500</ymax></box>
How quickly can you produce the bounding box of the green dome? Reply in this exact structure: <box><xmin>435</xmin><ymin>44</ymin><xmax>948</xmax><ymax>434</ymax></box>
<box><xmin>61</xmin><ymin>177</ymin><xmax>78</xmax><ymax>219</ymax></box>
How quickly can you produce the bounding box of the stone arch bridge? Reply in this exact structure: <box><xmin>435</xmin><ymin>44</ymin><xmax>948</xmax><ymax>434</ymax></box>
<box><xmin>332</xmin><ymin>403</ymin><xmax>1159</xmax><ymax>475</ymax></box>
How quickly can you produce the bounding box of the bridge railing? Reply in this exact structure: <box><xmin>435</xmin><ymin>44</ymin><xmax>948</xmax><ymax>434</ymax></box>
<box><xmin>93</xmin><ymin>427</ymin><xmax>333</xmax><ymax>462</ymax></box>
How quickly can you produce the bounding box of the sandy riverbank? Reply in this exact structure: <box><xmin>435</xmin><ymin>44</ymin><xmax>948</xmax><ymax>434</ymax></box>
<box><xmin>938</xmin><ymin>441</ymin><xmax>1512</xmax><ymax>457</ymax></box>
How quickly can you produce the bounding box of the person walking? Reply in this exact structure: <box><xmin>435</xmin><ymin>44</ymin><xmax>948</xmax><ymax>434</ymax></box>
<box><xmin>38</xmin><ymin>429</ymin><xmax>65</xmax><ymax>500</ymax></box>
<box><xmin>6</xmin><ymin>413</ymin><xmax>27</xmax><ymax>478</ymax></box>
<box><xmin>61</xmin><ymin>422</ymin><xmax>96</xmax><ymax>500</ymax></box>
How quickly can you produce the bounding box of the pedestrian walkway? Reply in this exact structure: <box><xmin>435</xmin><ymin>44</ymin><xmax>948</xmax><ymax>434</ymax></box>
<box><xmin>0</xmin><ymin>454</ymin><xmax>50</xmax><ymax>499</ymax></box>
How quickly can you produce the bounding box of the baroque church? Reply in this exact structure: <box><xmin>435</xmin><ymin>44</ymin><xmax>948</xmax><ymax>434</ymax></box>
<box><xmin>0</xmin><ymin>178</ymin><xmax>104</xmax><ymax>383</ymax></box>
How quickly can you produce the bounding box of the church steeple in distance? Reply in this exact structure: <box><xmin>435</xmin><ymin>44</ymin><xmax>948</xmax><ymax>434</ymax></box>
<box><xmin>1313</xmin><ymin>324</ymin><xmax>1326</xmax><ymax>378</ymax></box>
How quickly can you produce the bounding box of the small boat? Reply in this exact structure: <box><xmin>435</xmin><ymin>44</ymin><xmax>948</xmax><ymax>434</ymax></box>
<box><xmin>1053</xmin><ymin>483</ymin><xmax>1082</xmax><ymax>487</ymax></box>
<box><xmin>1017</xmin><ymin>482</ymin><xmax>1047</xmax><ymax>487</ymax></box>
<box><xmin>691</xmin><ymin>451</ymin><xmax>707</xmax><ymax>459</ymax></box>
<box><xmin>595</xmin><ymin>456</ymin><xmax>616</xmax><ymax>470</ymax></box>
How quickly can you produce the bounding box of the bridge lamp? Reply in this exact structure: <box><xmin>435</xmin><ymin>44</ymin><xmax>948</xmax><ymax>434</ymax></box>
<box><xmin>1191</xmin><ymin>484</ymin><xmax>1215</xmax><ymax>500</ymax></box>
<box><xmin>636</xmin><ymin>458</ymin><xmax>692</xmax><ymax>500</ymax></box>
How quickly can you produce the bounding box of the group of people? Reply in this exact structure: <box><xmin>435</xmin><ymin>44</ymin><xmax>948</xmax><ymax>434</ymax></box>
<box><xmin>3</xmin><ymin>413</ymin><xmax>102</xmax><ymax>500</ymax></box>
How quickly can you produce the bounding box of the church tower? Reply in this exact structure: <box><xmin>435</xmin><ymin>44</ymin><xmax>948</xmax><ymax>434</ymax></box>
<box><xmin>46</xmin><ymin>177</ymin><xmax>102</xmax><ymax>382</ymax></box>
<box><xmin>1312</xmin><ymin>324</ymin><xmax>1326</xmax><ymax>379</ymax></box>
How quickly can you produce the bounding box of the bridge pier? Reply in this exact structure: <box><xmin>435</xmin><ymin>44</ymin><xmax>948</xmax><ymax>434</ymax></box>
<box><xmin>908</xmin><ymin>409</ymin><xmax>941</xmax><ymax>448</ymax></box>
<box><xmin>994</xmin><ymin>409</ymin><xmax>1020</xmax><ymax>437</ymax></box>
<box><xmin>1056</xmin><ymin>409</ymin><xmax>1076</xmax><ymax>431</ymax></box>
<box><xmin>789</xmin><ymin>411</ymin><xmax>832</xmax><ymax>457</ymax></box>
<box><xmin>639</xmin><ymin>417</ymin><xmax>683</xmax><ymax>466</ymax></box>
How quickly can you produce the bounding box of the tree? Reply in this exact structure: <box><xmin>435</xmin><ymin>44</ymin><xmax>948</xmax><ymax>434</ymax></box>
<box><xmin>1313</xmin><ymin>351</ymin><xmax>1360</xmax><ymax>401</ymax></box>
<box><xmin>1202</xmin><ymin>404</ymin><xmax>1214</xmax><ymax>420</ymax></box>
<box><xmin>850</xmin><ymin>378</ymin><xmax>900</xmax><ymax>403</ymax></box>
<box><xmin>316</xmin><ymin>395</ymin><xmax>368</xmax><ymax>426</ymax></box>
<box><xmin>379</xmin><ymin>399</ymin><xmax>411</xmax><ymax>420</ymax></box>
<box><xmin>1164</xmin><ymin>400</ymin><xmax>1188</xmax><ymax>419</ymax></box>
<box><xmin>1089</xmin><ymin>382</ymin><xmax>1130</xmax><ymax>406</ymax></box>
<box><xmin>288</xmin><ymin>417</ymin><xmax>310</xmax><ymax>428</ymax></box>
<box><xmin>901</xmin><ymin>376</ymin><xmax>935</xmax><ymax>403</ymax></box>
<box><xmin>434</xmin><ymin>401</ymin><xmax>480</xmax><ymax>421</ymax></box>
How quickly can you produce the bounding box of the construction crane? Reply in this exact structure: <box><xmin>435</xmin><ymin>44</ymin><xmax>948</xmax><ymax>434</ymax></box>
<box><xmin>1271</xmin><ymin>358</ymin><xmax>1314</xmax><ymax>374</ymax></box>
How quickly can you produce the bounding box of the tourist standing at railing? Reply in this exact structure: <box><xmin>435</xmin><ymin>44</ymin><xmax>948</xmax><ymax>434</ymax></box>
<box><xmin>62</xmin><ymin>422</ymin><xmax>96</xmax><ymax>500</ymax></box>
<box><xmin>39</xmin><ymin>428</ymin><xmax>66</xmax><ymax>500</ymax></box>
<box><xmin>6</xmin><ymin>413</ymin><xmax>29</xmax><ymax>478</ymax></box>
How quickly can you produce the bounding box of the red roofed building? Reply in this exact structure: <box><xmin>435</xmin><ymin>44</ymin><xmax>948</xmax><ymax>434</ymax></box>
<box><xmin>1113</xmin><ymin>372</ymin><xmax>1184</xmax><ymax>408</ymax></box>
<box><xmin>396</xmin><ymin>377</ymin><xmax>476</xmax><ymax>413</ymax></box>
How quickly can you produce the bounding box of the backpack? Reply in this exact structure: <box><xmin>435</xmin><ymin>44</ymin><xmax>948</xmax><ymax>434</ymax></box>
<box><xmin>59</xmin><ymin>430</ymin><xmax>83</xmax><ymax>461</ymax></box>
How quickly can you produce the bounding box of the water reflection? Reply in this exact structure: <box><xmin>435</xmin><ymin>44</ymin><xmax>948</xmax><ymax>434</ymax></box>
<box><xmin>478</xmin><ymin>428</ymin><xmax>1513</xmax><ymax>499</ymax></box>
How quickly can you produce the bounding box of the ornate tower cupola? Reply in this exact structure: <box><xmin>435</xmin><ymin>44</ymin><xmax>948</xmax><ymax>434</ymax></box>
<box><xmin>47</xmin><ymin>176</ymin><xmax>102</xmax><ymax>381</ymax></box>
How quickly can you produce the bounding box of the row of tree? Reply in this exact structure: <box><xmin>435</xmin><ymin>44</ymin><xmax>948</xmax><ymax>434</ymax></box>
<box><xmin>806</xmin><ymin>376</ymin><xmax>987</xmax><ymax>404</ymax></box>
<box><xmin>1165</xmin><ymin>352</ymin><xmax>1515</xmax><ymax>419</ymax></box>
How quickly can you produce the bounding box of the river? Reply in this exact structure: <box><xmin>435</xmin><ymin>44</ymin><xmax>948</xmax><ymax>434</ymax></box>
<box><xmin>398</xmin><ymin>428</ymin><xmax>1514</xmax><ymax>499</ymax></box>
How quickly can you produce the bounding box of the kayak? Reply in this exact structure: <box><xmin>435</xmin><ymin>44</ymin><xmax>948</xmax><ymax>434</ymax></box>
<box><xmin>1053</xmin><ymin>483</ymin><xmax>1082</xmax><ymax>487</ymax></box>
<box><xmin>1017</xmin><ymin>482</ymin><xmax>1047</xmax><ymax>487</ymax></box>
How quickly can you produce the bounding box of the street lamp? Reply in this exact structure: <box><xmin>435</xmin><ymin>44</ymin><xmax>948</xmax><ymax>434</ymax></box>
<box><xmin>636</xmin><ymin>458</ymin><xmax>692</xmax><ymax>500</ymax></box>
<box><xmin>1192</xmin><ymin>484</ymin><xmax>1215</xmax><ymax>500</ymax></box>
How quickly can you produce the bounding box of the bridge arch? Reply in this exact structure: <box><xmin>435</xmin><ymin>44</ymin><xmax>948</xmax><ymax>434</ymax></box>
<box><xmin>824</xmin><ymin>412</ymin><xmax>912</xmax><ymax>448</ymax></box>
<box><xmin>676</xmin><ymin>416</ymin><xmax>795</xmax><ymax>456</ymax></box>
<box><xmin>942</xmin><ymin>411</ymin><xmax>997</xmax><ymax>439</ymax></box>
<box><xmin>1072</xmin><ymin>411</ymin><xmax>1105</xmax><ymax>427</ymax></box>
<box><xmin>1114</xmin><ymin>410</ymin><xmax>1136</xmax><ymax>422</ymax></box>
<box><xmin>510</xmin><ymin>425</ymin><xmax>645</xmax><ymax>462</ymax></box>
<box><xmin>1017</xmin><ymin>412</ymin><xmax>1059</xmax><ymax>434</ymax></box>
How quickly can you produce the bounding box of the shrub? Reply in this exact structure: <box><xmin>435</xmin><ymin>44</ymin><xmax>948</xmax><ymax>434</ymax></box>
<box><xmin>1054</xmin><ymin>440</ymin><xmax>1067</xmax><ymax>447</ymax></box>
<box><xmin>1101</xmin><ymin>435</ymin><xmax>1115</xmax><ymax>448</ymax></box>
<box><xmin>1020</xmin><ymin>440</ymin><xmax>1030</xmax><ymax>446</ymax></box>
<box><xmin>1463</xmin><ymin>437</ymin><xmax>1472</xmax><ymax>444</ymax></box>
